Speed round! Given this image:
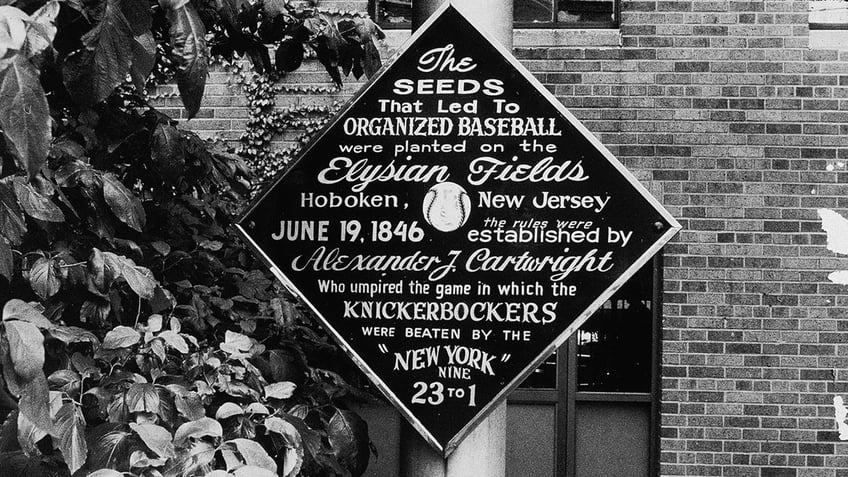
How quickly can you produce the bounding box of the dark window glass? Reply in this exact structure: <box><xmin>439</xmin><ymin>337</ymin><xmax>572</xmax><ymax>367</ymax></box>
<box><xmin>521</xmin><ymin>262</ymin><xmax>654</xmax><ymax>391</ymax></box>
<box><xmin>554</xmin><ymin>0</ymin><xmax>616</xmax><ymax>25</ymax></box>
<box><xmin>520</xmin><ymin>351</ymin><xmax>557</xmax><ymax>389</ymax></box>
<box><xmin>514</xmin><ymin>0</ymin><xmax>554</xmax><ymax>23</ymax></box>
<box><xmin>576</xmin><ymin>263</ymin><xmax>653</xmax><ymax>393</ymax></box>
<box><xmin>375</xmin><ymin>0</ymin><xmax>412</xmax><ymax>25</ymax></box>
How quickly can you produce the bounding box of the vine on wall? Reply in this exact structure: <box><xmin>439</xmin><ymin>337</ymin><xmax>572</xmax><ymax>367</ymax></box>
<box><xmin>223</xmin><ymin>58</ymin><xmax>343</xmax><ymax>183</ymax></box>
<box><xmin>194</xmin><ymin>0</ymin><xmax>386</xmax><ymax>185</ymax></box>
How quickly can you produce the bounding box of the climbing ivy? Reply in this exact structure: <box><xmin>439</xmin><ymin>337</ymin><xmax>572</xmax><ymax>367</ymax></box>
<box><xmin>222</xmin><ymin>59</ymin><xmax>341</xmax><ymax>183</ymax></box>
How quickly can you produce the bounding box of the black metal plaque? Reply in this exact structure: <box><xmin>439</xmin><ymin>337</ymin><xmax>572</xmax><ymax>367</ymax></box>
<box><xmin>237</xmin><ymin>3</ymin><xmax>680</xmax><ymax>455</ymax></box>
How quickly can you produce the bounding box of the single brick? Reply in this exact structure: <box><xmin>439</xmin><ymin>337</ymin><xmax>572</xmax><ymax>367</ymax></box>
<box><xmin>798</xmin><ymin>443</ymin><xmax>835</xmax><ymax>455</ymax></box>
<box><xmin>761</xmin><ymin>468</ymin><xmax>795</xmax><ymax>477</ymax></box>
<box><xmin>675</xmin><ymin>61</ymin><xmax>710</xmax><ymax>72</ymax></box>
<box><xmin>694</xmin><ymin>25</ymin><xmax>729</xmax><ymax>35</ymax></box>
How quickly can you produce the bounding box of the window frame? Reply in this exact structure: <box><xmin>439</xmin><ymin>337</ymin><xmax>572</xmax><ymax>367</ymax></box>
<box><xmin>369</xmin><ymin>0</ymin><xmax>620</xmax><ymax>30</ymax></box>
<box><xmin>809</xmin><ymin>0</ymin><xmax>848</xmax><ymax>30</ymax></box>
<box><xmin>508</xmin><ymin>254</ymin><xmax>663</xmax><ymax>477</ymax></box>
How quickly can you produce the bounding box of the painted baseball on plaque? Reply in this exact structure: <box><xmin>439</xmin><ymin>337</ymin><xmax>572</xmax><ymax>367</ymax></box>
<box><xmin>422</xmin><ymin>182</ymin><xmax>472</xmax><ymax>232</ymax></box>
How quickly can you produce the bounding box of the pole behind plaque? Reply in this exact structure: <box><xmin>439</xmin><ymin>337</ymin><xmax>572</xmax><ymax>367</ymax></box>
<box><xmin>400</xmin><ymin>1</ymin><xmax>513</xmax><ymax>475</ymax></box>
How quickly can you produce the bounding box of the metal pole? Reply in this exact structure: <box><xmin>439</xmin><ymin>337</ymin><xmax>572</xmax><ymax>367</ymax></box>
<box><xmin>399</xmin><ymin>403</ymin><xmax>507</xmax><ymax>477</ymax></box>
<box><xmin>400</xmin><ymin>1</ymin><xmax>513</xmax><ymax>476</ymax></box>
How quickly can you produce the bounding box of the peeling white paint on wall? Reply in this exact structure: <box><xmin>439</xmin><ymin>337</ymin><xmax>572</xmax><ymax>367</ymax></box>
<box><xmin>834</xmin><ymin>396</ymin><xmax>848</xmax><ymax>440</ymax></box>
<box><xmin>818</xmin><ymin>208</ymin><xmax>848</xmax><ymax>254</ymax></box>
<box><xmin>826</xmin><ymin>161</ymin><xmax>846</xmax><ymax>172</ymax></box>
<box><xmin>817</xmin><ymin>209</ymin><xmax>848</xmax><ymax>284</ymax></box>
<box><xmin>827</xmin><ymin>270</ymin><xmax>848</xmax><ymax>286</ymax></box>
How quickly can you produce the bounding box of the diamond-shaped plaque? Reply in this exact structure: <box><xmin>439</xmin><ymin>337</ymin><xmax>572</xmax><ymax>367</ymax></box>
<box><xmin>237</xmin><ymin>3</ymin><xmax>680</xmax><ymax>455</ymax></box>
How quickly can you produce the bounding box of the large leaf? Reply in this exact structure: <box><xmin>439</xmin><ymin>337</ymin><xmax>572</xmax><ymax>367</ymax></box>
<box><xmin>12</xmin><ymin>179</ymin><xmax>64</xmax><ymax>222</ymax></box>
<box><xmin>262</xmin><ymin>0</ymin><xmax>289</xmax><ymax>17</ymax></box>
<box><xmin>274</xmin><ymin>38</ymin><xmax>303</xmax><ymax>74</ymax></box>
<box><xmin>356</xmin><ymin>17</ymin><xmax>385</xmax><ymax>42</ymax></box>
<box><xmin>0</xmin><ymin>333</ymin><xmax>23</xmax><ymax>396</ymax></box>
<box><xmin>80</xmin><ymin>299</ymin><xmax>110</xmax><ymax>324</ymax></box>
<box><xmin>102</xmin><ymin>250</ymin><xmax>127</xmax><ymax>282</ymax></box>
<box><xmin>48</xmin><ymin>369</ymin><xmax>82</xmax><ymax>394</ymax></box>
<box><xmin>0</xmin><ymin>180</ymin><xmax>26</xmax><ymax>245</ymax></box>
<box><xmin>264</xmin><ymin>381</ymin><xmax>296</xmax><ymax>400</ymax></box>
<box><xmin>219</xmin><ymin>330</ymin><xmax>253</xmax><ymax>357</ymax></box>
<box><xmin>215</xmin><ymin>402</ymin><xmax>243</xmax><ymax>420</ymax></box>
<box><xmin>85</xmin><ymin>423</ymin><xmax>145</xmax><ymax>472</ymax></box>
<box><xmin>124</xmin><ymin>0</ymin><xmax>153</xmax><ymax>35</ymax></box>
<box><xmin>170</xmin><ymin>387</ymin><xmax>205</xmax><ymax>421</ymax></box>
<box><xmin>173</xmin><ymin>417</ymin><xmax>222</xmax><ymax>446</ymax></box>
<box><xmin>0</xmin><ymin>6</ymin><xmax>27</xmax><ymax>59</ymax></box>
<box><xmin>20</xmin><ymin>1</ymin><xmax>59</xmax><ymax>60</ymax></box>
<box><xmin>164</xmin><ymin>440</ymin><xmax>216</xmax><ymax>476</ymax></box>
<box><xmin>229</xmin><ymin>438</ymin><xmax>277</xmax><ymax>472</ymax></box>
<box><xmin>5</xmin><ymin>319</ymin><xmax>44</xmax><ymax>381</ymax></box>
<box><xmin>125</xmin><ymin>382</ymin><xmax>159</xmax><ymax>413</ymax></box>
<box><xmin>129</xmin><ymin>422</ymin><xmax>175</xmax><ymax>459</ymax></box>
<box><xmin>93</xmin><ymin>250</ymin><xmax>156</xmax><ymax>299</ymax></box>
<box><xmin>338</xmin><ymin>41</ymin><xmax>360</xmax><ymax>78</ymax></box>
<box><xmin>163</xmin><ymin>1</ymin><xmax>208</xmax><ymax>118</ymax></box>
<box><xmin>17</xmin><ymin>373</ymin><xmax>51</xmax><ymax>433</ymax></box>
<box><xmin>62</xmin><ymin>0</ymin><xmax>152</xmax><ymax>107</ymax></box>
<box><xmin>118</xmin><ymin>258</ymin><xmax>156</xmax><ymax>299</ymax></box>
<box><xmin>0</xmin><ymin>55</ymin><xmax>50</xmax><ymax>178</ymax></box>
<box><xmin>362</xmin><ymin>39</ymin><xmax>381</xmax><ymax>78</ymax></box>
<box><xmin>309</xmin><ymin>15</ymin><xmax>345</xmax><ymax>86</ymax></box>
<box><xmin>49</xmin><ymin>325</ymin><xmax>99</xmax><ymax>344</ymax></box>
<box><xmin>2</xmin><ymin>299</ymin><xmax>53</xmax><ymax>329</ymax></box>
<box><xmin>101</xmin><ymin>325</ymin><xmax>140</xmax><ymax>349</ymax></box>
<box><xmin>263</xmin><ymin>417</ymin><xmax>303</xmax><ymax>477</ymax></box>
<box><xmin>153</xmin><ymin>384</ymin><xmax>177</xmax><ymax>424</ymax></box>
<box><xmin>101</xmin><ymin>173</ymin><xmax>145</xmax><ymax>232</ymax></box>
<box><xmin>327</xmin><ymin>408</ymin><xmax>369</xmax><ymax>476</ymax></box>
<box><xmin>158</xmin><ymin>330</ymin><xmax>188</xmax><ymax>353</ymax></box>
<box><xmin>54</xmin><ymin>157</ymin><xmax>92</xmax><ymax>187</ymax></box>
<box><xmin>129</xmin><ymin>30</ymin><xmax>155</xmax><ymax>92</ymax></box>
<box><xmin>17</xmin><ymin>391</ymin><xmax>60</xmax><ymax>455</ymax></box>
<box><xmin>151</xmin><ymin>122</ymin><xmax>185</xmax><ymax>177</ymax></box>
<box><xmin>315</xmin><ymin>38</ymin><xmax>342</xmax><ymax>87</ymax></box>
<box><xmin>53</xmin><ymin>403</ymin><xmax>87</xmax><ymax>474</ymax></box>
<box><xmin>89</xmin><ymin>247</ymin><xmax>113</xmax><ymax>291</ymax></box>
<box><xmin>107</xmin><ymin>392</ymin><xmax>129</xmax><ymax>423</ymax></box>
<box><xmin>28</xmin><ymin>257</ymin><xmax>61</xmax><ymax>300</ymax></box>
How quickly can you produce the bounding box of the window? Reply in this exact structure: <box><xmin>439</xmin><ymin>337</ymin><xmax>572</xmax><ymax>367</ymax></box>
<box><xmin>506</xmin><ymin>257</ymin><xmax>661</xmax><ymax>477</ymax></box>
<box><xmin>809</xmin><ymin>0</ymin><xmax>848</xmax><ymax>30</ymax></box>
<box><xmin>514</xmin><ymin>0</ymin><xmax>618</xmax><ymax>27</ymax></box>
<box><xmin>371</xmin><ymin>0</ymin><xmax>619</xmax><ymax>29</ymax></box>
<box><xmin>809</xmin><ymin>0</ymin><xmax>848</xmax><ymax>49</ymax></box>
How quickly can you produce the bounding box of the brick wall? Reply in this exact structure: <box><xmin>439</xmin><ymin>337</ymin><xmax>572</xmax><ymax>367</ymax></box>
<box><xmin>161</xmin><ymin>1</ymin><xmax>848</xmax><ymax>475</ymax></box>
<box><xmin>516</xmin><ymin>1</ymin><xmax>848</xmax><ymax>475</ymax></box>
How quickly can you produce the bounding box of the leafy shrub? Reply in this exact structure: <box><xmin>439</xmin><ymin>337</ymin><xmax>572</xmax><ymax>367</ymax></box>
<box><xmin>0</xmin><ymin>0</ymin><xmax>380</xmax><ymax>475</ymax></box>
<box><xmin>1</xmin><ymin>300</ymin><xmax>372</xmax><ymax>476</ymax></box>
<box><xmin>195</xmin><ymin>0</ymin><xmax>384</xmax><ymax>84</ymax></box>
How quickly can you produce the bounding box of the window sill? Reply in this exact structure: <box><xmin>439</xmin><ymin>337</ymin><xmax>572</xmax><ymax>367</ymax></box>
<box><xmin>514</xmin><ymin>28</ymin><xmax>621</xmax><ymax>47</ymax></box>
<box><xmin>383</xmin><ymin>27</ymin><xmax>621</xmax><ymax>49</ymax></box>
<box><xmin>809</xmin><ymin>29</ymin><xmax>848</xmax><ymax>50</ymax></box>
